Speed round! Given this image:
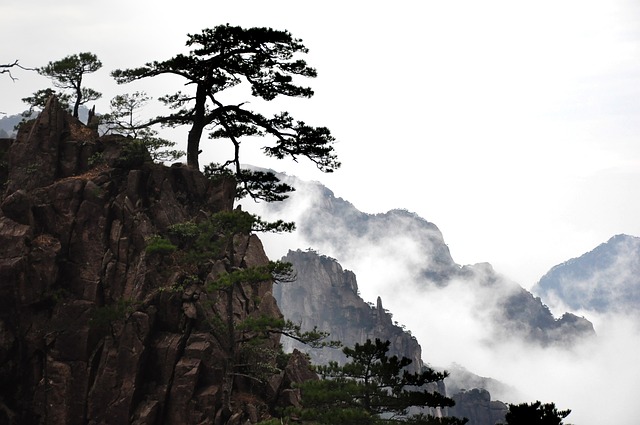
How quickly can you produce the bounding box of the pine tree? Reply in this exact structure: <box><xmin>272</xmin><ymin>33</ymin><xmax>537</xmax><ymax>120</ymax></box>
<box><xmin>37</xmin><ymin>52</ymin><xmax>102</xmax><ymax>118</ymax></box>
<box><xmin>112</xmin><ymin>24</ymin><xmax>339</xmax><ymax>201</ymax></box>
<box><xmin>500</xmin><ymin>401</ymin><xmax>571</xmax><ymax>425</ymax></box>
<box><xmin>292</xmin><ymin>339</ymin><xmax>468</xmax><ymax>424</ymax></box>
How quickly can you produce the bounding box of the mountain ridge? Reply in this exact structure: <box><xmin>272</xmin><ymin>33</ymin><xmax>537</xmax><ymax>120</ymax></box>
<box><xmin>533</xmin><ymin>233</ymin><xmax>640</xmax><ymax>314</ymax></box>
<box><xmin>245</xmin><ymin>170</ymin><xmax>596</xmax><ymax>348</ymax></box>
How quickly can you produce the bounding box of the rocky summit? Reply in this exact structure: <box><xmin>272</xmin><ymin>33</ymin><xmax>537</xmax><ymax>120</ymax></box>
<box><xmin>0</xmin><ymin>98</ymin><xmax>311</xmax><ymax>425</ymax></box>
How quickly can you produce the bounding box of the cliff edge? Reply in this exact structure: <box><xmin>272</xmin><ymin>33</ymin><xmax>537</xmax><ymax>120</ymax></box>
<box><xmin>0</xmin><ymin>98</ymin><xmax>307</xmax><ymax>425</ymax></box>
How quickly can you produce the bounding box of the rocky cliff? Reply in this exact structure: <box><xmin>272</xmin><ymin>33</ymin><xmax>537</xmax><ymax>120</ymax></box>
<box><xmin>274</xmin><ymin>249</ymin><xmax>425</xmax><ymax>372</ymax></box>
<box><xmin>273</xmin><ymin>249</ymin><xmax>507</xmax><ymax>425</ymax></box>
<box><xmin>449</xmin><ymin>389</ymin><xmax>507</xmax><ymax>425</ymax></box>
<box><xmin>250</xmin><ymin>173</ymin><xmax>595</xmax><ymax>347</ymax></box>
<box><xmin>0</xmin><ymin>98</ymin><xmax>310</xmax><ymax>425</ymax></box>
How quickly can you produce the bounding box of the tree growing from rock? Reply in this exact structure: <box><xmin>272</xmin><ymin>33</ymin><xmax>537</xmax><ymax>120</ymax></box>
<box><xmin>36</xmin><ymin>52</ymin><xmax>102</xmax><ymax>118</ymax></box>
<box><xmin>101</xmin><ymin>91</ymin><xmax>184</xmax><ymax>162</ymax></box>
<box><xmin>21</xmin><ymin>88</ymin><xmax>72</xmax><ymax>116</ymax></box>
<box><xmin>291</xmin><ymin>338</ymin><xmax>468</xmax><ymax>424</ymax></box>
<box><xmin>155</xmin><ymin>210</ymin><xmax>336</xmax><ymax>417</ymax></box>
<box><xmin>499</xmin><ymin>401</ymin><xmax>571</xmax><ymax>425</ymax></box>
<box><xmin>112</xmin><ymin>24</ymin><xmax>339</xmax><ymax>201</ymax></box>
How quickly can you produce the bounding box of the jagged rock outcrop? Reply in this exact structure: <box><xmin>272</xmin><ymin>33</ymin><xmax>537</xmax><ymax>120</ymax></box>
<box><xmin>0</xmin><ymin>98</ymin><xmax>311</xmax><ymax>424</ymax></box>
<box><xmin>274</xmin><ymin>249</ymin><xmax>425</xmax><ymax>372</ymax></box>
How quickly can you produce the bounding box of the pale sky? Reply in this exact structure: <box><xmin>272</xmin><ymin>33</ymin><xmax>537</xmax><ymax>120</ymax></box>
<box><xmin>3</xmin><ymin>0</ymin><xmax>640</xmax><ymax>288</ymax></box>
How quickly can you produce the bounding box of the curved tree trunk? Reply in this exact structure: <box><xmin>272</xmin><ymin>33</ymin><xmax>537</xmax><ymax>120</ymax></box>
<box><xmin>187</xmin><ymin>81</ymin><xmax>208</xmax><ymax>169</ymax></box>
<box><xmin>73</xmin><ymin>77</ymin><xmax>82</xmax><ymax>118</ymax></box>
<box><xmin>187</xmin><ymin>124</ymin><xmax>204</xmax><ymax>169</ymax></box>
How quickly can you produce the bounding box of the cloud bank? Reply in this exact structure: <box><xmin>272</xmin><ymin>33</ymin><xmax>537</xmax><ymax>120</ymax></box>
<box><xmin>242</xmin><ymin>174</ymin><xmax>640</xmax><ymax>425</ymax></box>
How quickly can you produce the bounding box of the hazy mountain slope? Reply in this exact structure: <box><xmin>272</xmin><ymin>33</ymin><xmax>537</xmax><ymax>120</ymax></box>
<box><xmin>274</xmin><ymin>249</ymin><xmax>425</xmax><ymax>371</ymax></box>
<box><xmin>246</xmin><ymin>172</ymin><xmax>595</xmax><ymax>347</ymax></box>
<box><xmin>274</xmin><ymin>249</ymin><xmax>508</xmax><ymax>425</ymax></box>
<box><xmin>533</xmin><ymin>234</ymin><xmax>640</xmax><ymax>314</ymax></box>
<box><xmin>0</xmin><ymin>113</ymin><xmax>23</xmax><ymax>138</ymax></box>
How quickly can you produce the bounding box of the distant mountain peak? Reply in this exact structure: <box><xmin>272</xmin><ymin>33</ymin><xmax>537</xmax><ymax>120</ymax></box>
<box><xmin>254</xmin><ymin>172</ymin><xmax>596</xmax><ymax>353</ymax></box>
<box><xmin>533</xmin><ymin>234</ymin><xmax>640</xmax><ymax>313</ymax></box>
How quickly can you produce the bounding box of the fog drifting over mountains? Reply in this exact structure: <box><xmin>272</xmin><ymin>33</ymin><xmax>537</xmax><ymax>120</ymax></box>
<box><xmin>242</xmin><ymin>171</ymin><xmax>640</xmax><ymax>425</ymax></box>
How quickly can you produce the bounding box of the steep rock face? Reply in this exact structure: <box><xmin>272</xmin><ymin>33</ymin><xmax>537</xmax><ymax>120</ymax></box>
<box><xmin>0</xmin><ymin>138</ymin><xmax>10</xmax><ymax>185</ymax></box>
<box><xmin>296</xmin><ymin>184</ymin><xmax>460</xmax><ymax>285</ymax></box>
<box><xmin>0</xmin><ymin>98</ymin><xmax>307</xmax><ymax>425</ymax></box>
<box><xmin>274</xmin><ymin>250</ymin><xmax>451</xmax><ymax>419</ymax></box>
<box><xmin>274</xmin><ymin>249</ymin><xmax>506</xmax><ymax>425</ymax></box>
<box><xmin>253</xmin><ymin>172</ymin><xmax>595</xmax><ymax>347</ymax></box>
<box><xmin>449</xmin><ymin>389</ymin><xmax>507</xmax><ymax>425</ymax></box>
<box><xmin>274</xmin><ymin>249</ymin><xmax>425</xmax><ymax>372</ymax></box>
<box><xmin>533</xmin><ymin>234</ymin><xmax>640</xmax><ymax>314</ymax></box>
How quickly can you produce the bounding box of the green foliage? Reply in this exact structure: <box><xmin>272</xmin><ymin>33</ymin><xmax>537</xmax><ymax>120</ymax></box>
<box><xmin>88</xmin><ymin>151</ymin><xmax>104</xmax><ymax>167</ymax></box>
<box><xmin>167</xmin><ymin>211</ymin><xmax>295</xmax><ymax>265</ymax></box>
<box><xmin>280</xmin><ymin>320</ymin><xmax>340</xmax><ymax>349</ymax></box>
<box><xmin>114</xmin><ymin>139</ymin><xmax>151</xmax><ymax>169</ymax></box>
<box><xmin>145</xmin><ymin>235</ymin><xmax>177</xmax><ymax>255</ymax></box>
<box><xmin>204</xmin><ymin>164</ymin><xmax>295</xmax><ymax>202</ymax></box>
<box><xmin>292</xmin><ymin>339</ymin><xmax>467</xmax><ymax>425</ymax></box>
<box><xmin>21</xmin><ymin>88</ymin><xmax>72</xmax><ymax>116</ymax></box>
<box><xmin>102</xmin><ymin>91</ymin><xmax>150</xmax><ymax>137</ymax></box>
<box><xmin>112</xmin><ymin>24</ymin><xmax>340</xmax><ymax>185</ymax></box>
<box><xmin>141</xmin><ymin>136</ymin><xmax>184</xmax><ymax>163</ymax></box>
<box><xmin>37</xmin><ymin>52</ymin><xmax>102</xmax><ymax>118</ymax></box>
<box><xmin>207</xmin><ymin>261</ymin><xmax>294</xmax><ymax>291</ymax></box>
<box><xmin>500</xmin><ymin>401</ymin><xmax>571</xmax><ymax>425</ymax></box>
<box><xmin>148</xmin><ymin>209</ymin><xmax>320</xmax><ymax>402</ymax></box>
<box><xmin>167</xmin><ymin>221</ymin><xmax>200</xmax><ymax>241</ymax></box>
<box><xmin>102</xmin><ymin>91</ymin><xmax>184</xmax><ymax>162</ymax></box>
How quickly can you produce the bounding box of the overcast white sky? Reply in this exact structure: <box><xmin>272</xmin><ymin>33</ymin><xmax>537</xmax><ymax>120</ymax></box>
<box><xmin>3</xmin><ymin>0</ymin><xmax>640</xmax><ymax>288</ymax></box>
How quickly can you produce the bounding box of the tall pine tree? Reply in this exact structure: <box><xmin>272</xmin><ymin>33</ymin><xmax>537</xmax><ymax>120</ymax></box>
<box><xmin>291</xmin><ymin>339</ymin><xmax>468</xmax><ymax>424</ymax></box>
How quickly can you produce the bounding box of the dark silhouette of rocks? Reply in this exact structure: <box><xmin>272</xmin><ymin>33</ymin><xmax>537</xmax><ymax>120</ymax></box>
<box><xmin>0</xmin><ymin>97</ymin><xmax>311</xmax><ymax>424</ymax></box>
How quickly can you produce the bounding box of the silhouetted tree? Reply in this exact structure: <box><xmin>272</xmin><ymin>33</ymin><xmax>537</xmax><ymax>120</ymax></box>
<box><xmin>112</xmin><ymin>24</ymin><xmax>339</xmax><ymax>200</ymax></box>
<box><xmin>37</xmin><ymin>52</ymin><xmax>102</xmax><ymax>118</ymax></box>
<box><xmin>292</xmin><ymin>339</ymin><xmax>468</xmax><ymax>424</ymax></box>
<box><xmin>500</xmin><ymin>401</ymin><xmax>571</xmax><ymax>425</ymax></box>
<box><xmin>22</xmin><ymin>88</ymin><xmax>72</xmax><ymax>115</ymax></box>
<box><xmin>153</xmin><ymin>210</ymin><xmax>337</xmax><ymax>418</ymax></box>
<box><xmin>102</xmin><ymin>91</ymin><xmax>184</xmax><ymax>162</ymax></box>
